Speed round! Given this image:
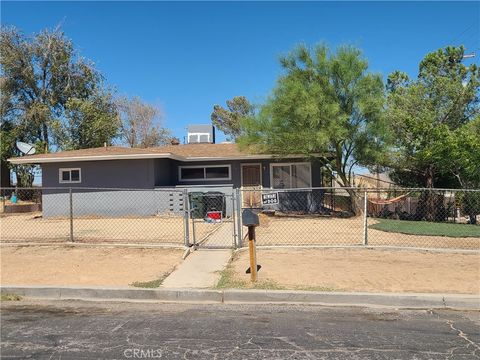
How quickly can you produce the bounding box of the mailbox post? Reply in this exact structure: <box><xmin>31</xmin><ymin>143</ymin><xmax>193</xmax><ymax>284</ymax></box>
<box><xmin>242</xmin><ymin>209</ymin><xmax>260</xmax><ymax>282</ymax></box>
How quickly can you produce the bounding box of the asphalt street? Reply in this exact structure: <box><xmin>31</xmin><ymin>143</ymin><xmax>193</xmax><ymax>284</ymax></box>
<box><xmin>1</xmin><ymin>300</ymin><xmax>479</xmax><ymax>359</ymax></box>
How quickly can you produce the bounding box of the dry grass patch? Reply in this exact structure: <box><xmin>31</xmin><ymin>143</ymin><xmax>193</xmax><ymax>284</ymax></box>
<box><xmin>0</xmin><ymin>294</ymin><xmax>22</xmax><ymax>301</ymax></box>
<box><xmin>228</xmin><ymin>248</ymin><xmax>480</xmax><ymax>294</ymax></box>
<box><xmin>0</xmin><ymin>246</ymin><xmax>183</xmax><ymax>287</ymax></box>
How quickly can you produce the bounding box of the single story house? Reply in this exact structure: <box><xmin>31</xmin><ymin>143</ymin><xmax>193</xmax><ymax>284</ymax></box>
<box><xmin>8</xmin><ymin>128</ymin><xmax>331</xmax><ymax>217</ymax></box>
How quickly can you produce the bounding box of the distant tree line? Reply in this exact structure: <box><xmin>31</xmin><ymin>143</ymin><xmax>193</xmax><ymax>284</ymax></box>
<box><xmin>0</xmin><ymin>26</ymin><xmax>172</xmax><ymax>186</ymax></box>
<box><xmin>214</xmin><ymin>45</ymin><xmax>479</xmax><ymax>192</ymax></box>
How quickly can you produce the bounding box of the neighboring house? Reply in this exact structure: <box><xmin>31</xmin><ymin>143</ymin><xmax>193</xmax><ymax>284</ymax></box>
<box><xmin>330</xmin><ymin>172</ymin><xmax>398</xmax><ymax>191</ymax></box>
<box><xmin>7</xmin><ymin>125</ymin><xmax>327</xmax><ymax>217</ymax></box>
<box><xmin>351</xmin><ymin>172</ymin><xmax>397</xmax><ymax>190</ymax></box>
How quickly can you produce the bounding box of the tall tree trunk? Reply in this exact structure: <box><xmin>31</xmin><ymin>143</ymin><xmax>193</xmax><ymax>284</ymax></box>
<box><xmin>336</xmin><ymin>167</ymin><xmax>361</xmax><ymax>216</ymax></box>
<box><xmin>468</xmin><ymin>211</ymin><xmax>477</xmax><ymax>225</ymax></box>
<box><xmin>42</xmin><ymin>122</ymin><xmax>49</xmax><ymax>152</ymax></box>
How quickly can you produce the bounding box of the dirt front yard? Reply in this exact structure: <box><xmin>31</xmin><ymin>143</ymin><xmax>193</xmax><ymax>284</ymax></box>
<box><xmin>0</xmin><ymin>246</ymin><xmax>183</xmax><ymax>287</ymax></box>
<box><xmin>226</xmin><ymin>248</ymin><xmax>480</xmax><ymax>294</ymax></box>
<box><xmin>0</xmin><ymin>213</ymin><xmax>219</xmax><ymax>245</ymax></box>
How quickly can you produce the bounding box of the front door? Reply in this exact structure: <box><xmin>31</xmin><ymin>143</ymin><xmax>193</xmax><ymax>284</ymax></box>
<box><xmin>241</xmin><ymin>164</ymin><xmax>262</xmax><ymax>208</ymax></box>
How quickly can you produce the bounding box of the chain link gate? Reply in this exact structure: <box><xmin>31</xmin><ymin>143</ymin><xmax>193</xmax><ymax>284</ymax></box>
<box><xmin>187</xmin><ymin>191</ymin><xmax>239</xmax><ymax>249</ymax></box>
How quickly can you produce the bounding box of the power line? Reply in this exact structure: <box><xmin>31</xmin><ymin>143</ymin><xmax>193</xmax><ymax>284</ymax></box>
<box><xmin>451</xmin><ymin>22</ymin><xmax>478</xmax><ymax>45</ymax></box>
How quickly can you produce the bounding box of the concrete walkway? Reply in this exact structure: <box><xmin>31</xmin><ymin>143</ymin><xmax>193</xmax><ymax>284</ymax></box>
<box><xmin>200</xmin><ymin>221</ymin><xmax>235</xmax><ymax>247</ymax></box>
<box><xmin>161</xmin><ymin>249</ymin><xmax>232</xmax><ymax>288</ymax></box>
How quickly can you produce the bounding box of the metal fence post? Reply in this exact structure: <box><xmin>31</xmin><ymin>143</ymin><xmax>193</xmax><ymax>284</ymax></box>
<box><xmin>183</xmin><ymin>189</ymin><xmax>190</xmax><ymax>247</ymax></box>
<box><xmin>69</xmin><ymin>188</ymin><xmax>74</xmax><ymax>243</ymax></box>
<box><xmin>231</xmin><ymin>193</ymin><xmax>237</xmax><ymax>249</ymax></box>
<box><xmin>235</xmin><ymin>188</ymin><xmax>243</xmax><ymax>248</ymax></box>
<box><xmin>363</xmin><ymin>190</ymin><xmax>368</xmax><ymax>246</ymax></box>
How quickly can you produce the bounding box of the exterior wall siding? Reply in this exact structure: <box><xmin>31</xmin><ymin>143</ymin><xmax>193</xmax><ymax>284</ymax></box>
<box><xmin>154</xmin><ymin>159</ymin><xmax>174</xmax><ymax>186</ymax></box>
<box><xmin>42</xmin><ymin>157</ymin><xmax>322</xmax><ymax>189</ymax></box>
<box><xmin>42</xmin><ymin>159</ymin><xmax>156</xmax><ymax>189</ymax></box>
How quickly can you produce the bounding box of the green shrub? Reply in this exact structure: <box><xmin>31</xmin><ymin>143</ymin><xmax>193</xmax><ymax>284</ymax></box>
<box><xmin>459</xmin><ymin>192</ymin><xmax>480</xmax><ymax>225</ymax></box>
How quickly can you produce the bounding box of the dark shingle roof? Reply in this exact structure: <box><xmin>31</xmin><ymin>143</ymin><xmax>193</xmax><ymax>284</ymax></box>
<box><xmin>8</xmin><ymin>143</ymin><xmax>280</xmax><ymax>164</ymax></box>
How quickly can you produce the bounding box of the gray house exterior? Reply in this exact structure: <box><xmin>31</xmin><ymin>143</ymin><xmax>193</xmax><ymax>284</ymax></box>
<box><xmin>39</xmin><ymin>156</ymin><xmax>324</xmax><ymax>189</ymax></box>
<box><xmin>9</xmin><ymin>143</ymin><xmax>327</xmax><ymax>217</ymax></box>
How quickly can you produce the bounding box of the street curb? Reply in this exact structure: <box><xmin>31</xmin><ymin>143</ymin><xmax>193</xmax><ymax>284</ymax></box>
<box><xmin>2</xmin><ymin>286</ymin><xmax>479</xmax><ymax>310</ymax></box>
<box><xmin>1</xmin><ymin>286</ymin><xmax>223</xmax><ymax>303</ymax></box>
<box><xmin>222</xmin><ymin>289</ymin><xmax>480</xmax><ymax>309</ymax></box>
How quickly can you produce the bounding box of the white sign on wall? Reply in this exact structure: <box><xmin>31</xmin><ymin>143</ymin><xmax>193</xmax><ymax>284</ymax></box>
<box><xmin>261</xmin><ymin>192</ymin><xmax>279</xmax><ymax>205</ymax></box>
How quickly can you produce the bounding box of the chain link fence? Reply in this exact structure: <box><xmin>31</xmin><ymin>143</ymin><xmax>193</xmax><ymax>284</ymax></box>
<box><xmin>240</xmin><ymin>187</ymin><xmax>364</xmax><ymax>247</ymax></box>
<box><xmin>0</xmin><ymin>187</ymin><xmax>190</xmax><ymax>245</ymax></box>
<box><xmin>1</xmin><ymin>186</ymin><xmax>478</xmax><ymax>250</ymax></box>
<box><xmin>366</xmin><ymin>188</ymin><xmax>480</xmax><ymax>249</ymax></box>
<box><xmin>240</xmin><ymin>187</ymin><xmax>480</xmax><ymax>250</ymax></box>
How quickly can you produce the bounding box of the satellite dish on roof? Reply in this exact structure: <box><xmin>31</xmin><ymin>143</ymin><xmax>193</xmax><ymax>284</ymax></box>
<box><xmin>16</xmin><ymin>142</ymin><xmax>36</xmax><ymax>155</ymax></box>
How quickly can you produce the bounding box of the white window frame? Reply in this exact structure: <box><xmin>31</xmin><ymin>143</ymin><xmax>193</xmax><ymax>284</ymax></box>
<box><xmin>59</xmin><ymin>168</ymin><xmax>82</xmax><ymax>184</ymax></box>
<box><xmin>269</xmin><ymin>162</ymin><xmax>312</xmax><ymax>189</ymax></box>
<box><xmin>188</xmin><ymin>132</ymin><xmax>211</xmax><ymax>143</ymax></box>
<box><xmin>178</xmin><ymin>165</ymin><xmax>232</xmax><ymax>182</ymax></box>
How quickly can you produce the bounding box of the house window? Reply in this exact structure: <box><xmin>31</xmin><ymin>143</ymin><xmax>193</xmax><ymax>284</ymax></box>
<box><xmin>180</xmin><ymin>167</ymin><xmax>205</xmax><ymax>180</ymax></box>
<box><xmin>270</xmin><ymin>163</ymin><xmax>311</xmax><ymax>189</ymax></box>
<box><xmin>179</xmin><ymin>165</ymin><xmax>231</xmax><ymax>181</ymax></box>
<box><xmin>206</xmin><ymin>166</ymin><xmax>229</xmax><ymax>179</ymax></box>
<box><xmin>59</xmin><ymin>168</ymin><xmax>81</xmax><ymax>183</ymax></box>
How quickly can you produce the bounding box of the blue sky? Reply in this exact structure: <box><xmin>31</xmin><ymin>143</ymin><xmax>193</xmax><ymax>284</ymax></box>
<box><xmin>2</xmin><ymin>1</ymin><xmax>479</xmax><ymax>143</ymax></box>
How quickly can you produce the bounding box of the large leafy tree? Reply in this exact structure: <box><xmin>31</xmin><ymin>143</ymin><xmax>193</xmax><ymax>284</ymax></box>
<box><xmin>211</xmin><ymin>96</ymin><xmax>254</xmax><ymax>141</ymax></box>
<box><xmin>438</xmin><ymin>116</ymin><xmax>480</xmax><ymax>189</ymax></box>
<box><xmin>385</xmin><ymin>46</ymin><xmax>479</xmax><ymax>222</ymax></box>
<box><xmin>239</xmin><ymin>44</ymin><xmax>385</xmax><ymax>212</ymax></box>
<box><xmin>116</xmin><ymin>96</ymin><xmax>171</xmax><ymax>148</ymax></box>
<box><xmin>57</xmin><ymin>93</ymin><xmax>120</xmax><ymax>150</ymax></box>
<box><xmin>438</xmin><ymin>117</ymin><xmax>480</xmax><ymax>224</ymax></box>
<box><xmin>386</xmin><ymin>46</ymin><xmax>480</xmax><ymax>189</ymax></box>
<box><xmin>0</xmin><ymin>26</ymin><xmax>119</xmax><ymax>185</ymax></box>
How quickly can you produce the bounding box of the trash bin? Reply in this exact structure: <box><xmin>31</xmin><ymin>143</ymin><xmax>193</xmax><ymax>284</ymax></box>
<box><xmin>204</xmin><ymin>191</ymin><xmax>226</xmax><ymax>217</ymax></box>
<box><xmin>189</xmin><ymin>192</ymin><xmax>205</xmax><ymax>219</ymax></box>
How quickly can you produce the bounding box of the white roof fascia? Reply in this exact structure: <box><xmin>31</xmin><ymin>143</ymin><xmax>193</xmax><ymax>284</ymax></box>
<box><xmin>184</xmin><ymin>154</ymin><xmax>306</xmax><ymax>161</ymax></box>
<box><xmin>8</xmin><ymin>153</ymin><xmax>184</xmax><ymax>164</ymax></box>
<box><xmin>8</xmin><ymin>153</ymin><xmax>312</xmax><ymax>165</ymax></box>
